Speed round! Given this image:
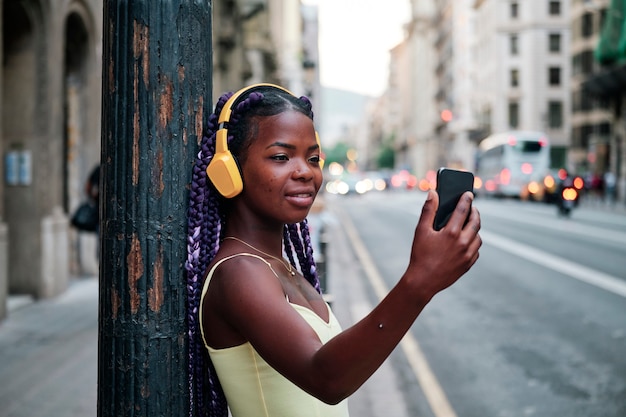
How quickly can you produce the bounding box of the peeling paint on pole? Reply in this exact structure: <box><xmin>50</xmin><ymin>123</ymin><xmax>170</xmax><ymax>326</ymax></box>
<box><xmin>127</xmin><ymin>233</ymin><xmax>144</xmax><ymax>315</ymax></box>
<box><xmin>148</xmin><ymin>242</ymin><xmax>164</xmax><ymax>313</ymax></box>
<box><xmin>99</xmin><ymin>1</ymin><xmax>212</xmax><ymax>416</ymax></box>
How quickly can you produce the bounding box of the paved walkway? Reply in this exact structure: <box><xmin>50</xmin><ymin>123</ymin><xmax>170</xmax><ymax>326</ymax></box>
<box><xmin>0</xmin><ymin>276</ymin><xmax>98</xmax><ymax>417</ymax></box>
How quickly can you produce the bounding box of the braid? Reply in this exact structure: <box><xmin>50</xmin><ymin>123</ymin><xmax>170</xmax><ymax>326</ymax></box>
<box><xmin>186</xmin><ymin>85</ymin><xmax>320</xmax><ymax>416</ymax></box>
<box><xmin>287</xmin><ymin>222</ymin><xmax>322</xmax><ymax>294</ymax></box>
<box><xmin>299</xmin><ymin>219</ymin><xmax>322</xmax><ymax>293</ymax></box>
<box><xmin>283</xmin><ymin>225</ymin><xmax>298</xmax><ymax>273</ymax></box>
<box><xmin>186</xmin><ymin>93</ymin><xmax>231</xmax><ymax>417</ymax></box>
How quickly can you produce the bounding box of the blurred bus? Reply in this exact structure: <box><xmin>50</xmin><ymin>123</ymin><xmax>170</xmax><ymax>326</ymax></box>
<box><xmin>476</xmin><ymin>131</ymin><xmax>550</xmax><ymax>198</ymax></box>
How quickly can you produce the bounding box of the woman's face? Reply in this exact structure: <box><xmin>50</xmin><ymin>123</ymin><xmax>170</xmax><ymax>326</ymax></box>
<box><xmin>238</xmin><ymin>110</ymin><xmax>323</xmax><ymax>224</ymax></box>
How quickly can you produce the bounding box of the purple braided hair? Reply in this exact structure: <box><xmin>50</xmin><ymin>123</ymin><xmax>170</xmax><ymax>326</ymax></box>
<box><xmin>186</xmin><ymin>92</ymin><xmax>231</xmax><ymax>417</ymax></box>
<box><xmin>185</xmin><ymin>85</ymin><xmax>321</xmax><ymax>416</ymax></box>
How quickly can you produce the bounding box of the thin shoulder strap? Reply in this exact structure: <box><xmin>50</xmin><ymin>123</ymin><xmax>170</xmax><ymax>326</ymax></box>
<box><xmin>201</xmin><ymin>253</ymin><xmax>277</xmax><ymax>298</ymax></box>
<box><xmin>199</xmin><ymin>253</ymin><xmax>279</xmax><ymax>348</ymax></box>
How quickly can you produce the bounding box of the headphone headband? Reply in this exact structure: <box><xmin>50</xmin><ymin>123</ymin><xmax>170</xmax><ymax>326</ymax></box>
<box><xmin>214</xmin><ymin>83</ymin><xmax>295</xmax><ymax>155</ymax></box>
<box><xmin>218</xmin><ymin>83</ymin><xmax>295</xmax><ymax>125</ymax></box>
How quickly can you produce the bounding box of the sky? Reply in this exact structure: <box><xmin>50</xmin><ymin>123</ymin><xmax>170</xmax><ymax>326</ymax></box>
<box><xmin>307</xmin><ymin>0</ymin><xmax>411</xmax><ymax>97</ymax></box>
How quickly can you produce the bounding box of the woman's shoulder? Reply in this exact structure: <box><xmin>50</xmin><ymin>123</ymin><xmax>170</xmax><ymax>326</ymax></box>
<box><xmin>204</xmin><ymin>252</ymin><xmax>281</xmax><ymax>293</ymax></box>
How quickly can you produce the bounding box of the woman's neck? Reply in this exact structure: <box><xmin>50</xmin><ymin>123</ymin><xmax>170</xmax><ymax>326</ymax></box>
<box><xmin>222</xmin><ymin>226</ymin><xmax>285</xmax><ymax>256</ymax></box>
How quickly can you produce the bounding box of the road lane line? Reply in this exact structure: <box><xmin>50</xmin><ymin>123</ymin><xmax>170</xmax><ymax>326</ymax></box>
<box><xmin>478</xmin><ymin>205</ymin><xmax>625</xmax><ymax>245</ymax></box>
<box><xmin>481</xmin><ymin>230</ymin><xmax>626</xmax><ymax>298</ymax></box>
<box><xmin>337</xmin><ymin>207</ymin><xmax>458</xmax><ymax>417</ymax></box>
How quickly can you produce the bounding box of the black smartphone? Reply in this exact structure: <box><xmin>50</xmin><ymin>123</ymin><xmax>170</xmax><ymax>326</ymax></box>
<box><xmin>433</xmin><ymin>168</ymin><xmax>475</xmax><ymax>231</ymax></box>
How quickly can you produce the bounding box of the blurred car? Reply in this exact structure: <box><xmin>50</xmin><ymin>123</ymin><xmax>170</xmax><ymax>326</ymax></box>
<box><xmin>324</xmin><ymin>174</ymin><xmax>367</xmax><ymax>196</ymax></box>
<box><xmin>540</xmin><ymin>169</ymin><xmax>566</xmax><ymax>203</ymax></box>
<box><xmin>521</xmin><ymin>168</ymin><xmax>585</xmax><ymax>204</ymax></box>
<box><xmin>390</xmin><ymin>169</ymin><xmax>418</xmax><ymax>190</ymax></box>
<box><xmin>325</xmin><ymin>171</ymin><xmax>392</xmax><ymax>196</ymax></box>
<box><xmin>520</xmin><ymin>172</ymin><xmax>547</xmax><ymax>202</ymax></box>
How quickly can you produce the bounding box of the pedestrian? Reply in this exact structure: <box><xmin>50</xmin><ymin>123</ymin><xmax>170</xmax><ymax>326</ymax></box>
<box><xmin>604</xmin><ymin>171</ymin><xmax>616</xmax><ymax>204</ymax></box>
<box><xmin>86</xmin><ymin>165</ymin><xmax>100</xmax><ymax>209</ymax></box>
<box><xmin>85</xmin><ymin>164</ymin><xmax>100</xmax><ymax>259</ymax></box>
<box><xmin>71</xmin><ymin>164</ymin><xmax>100</xmax><ymax>235</ymax></box>
<box><xmin>185</xmin><ymin>83</ymin><xmax>482</xmax><ymax>417</ymax></box>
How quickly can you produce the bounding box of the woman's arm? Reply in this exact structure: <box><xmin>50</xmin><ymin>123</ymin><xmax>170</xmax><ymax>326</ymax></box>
<box><xmin>213</xmin><ymin>190</ymin><xmax>481</xmax><ymax>404</ymax></box>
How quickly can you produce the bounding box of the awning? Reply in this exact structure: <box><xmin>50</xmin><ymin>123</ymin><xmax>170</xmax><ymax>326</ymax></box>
<box><xmin>595</xmin><ymin>0</ymin><xmax>626</xmax><ymax>64</ymax></box>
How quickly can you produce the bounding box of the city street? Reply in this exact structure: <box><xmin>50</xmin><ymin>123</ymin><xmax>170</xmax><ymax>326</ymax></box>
<box><xmin>0</xmin><ymin>191</ymin><xmax>624</xmax><ymax>417</ymax></box>
<box><xmin>329</xmin><ymin>190</ymin><xmax>626</xmax><ymax>417</ymax></box>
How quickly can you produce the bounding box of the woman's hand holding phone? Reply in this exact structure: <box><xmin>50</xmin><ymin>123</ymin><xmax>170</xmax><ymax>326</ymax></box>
<box><xmin>433</xmin><ymin>168</ymin><xmax>475</xmax><ymax>231</ymax></box>
<box><xmin>401</xmin><ymin>172</ymin><xmax>482</xmax><ymax>302</ymax></box>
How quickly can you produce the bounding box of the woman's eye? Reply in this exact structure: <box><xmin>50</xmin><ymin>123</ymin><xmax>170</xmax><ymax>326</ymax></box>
<box><xmin>270</xmin><ymin>154</ymin><xmax>289</xmax><ymax>161</ymax></box>
<box><xmin>309</xmin><ymin>155</ymin><xmax>321</xmax><ymax>164</ymax></box>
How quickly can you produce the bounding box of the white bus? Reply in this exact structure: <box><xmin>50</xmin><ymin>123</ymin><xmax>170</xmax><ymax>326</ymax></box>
<box><xmin>476</xmin><ymin>131</ymin><xmax>551</xmax><ymax>198</ymax></box>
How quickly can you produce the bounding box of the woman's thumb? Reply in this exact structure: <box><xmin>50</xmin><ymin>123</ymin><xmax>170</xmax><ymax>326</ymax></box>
<box><xmin>420</xmin><ymin>189</ymin><xmax>438</xmax><ymax>224</ymax></box>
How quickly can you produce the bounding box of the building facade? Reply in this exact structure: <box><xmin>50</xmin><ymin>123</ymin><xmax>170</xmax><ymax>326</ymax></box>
<box><xmin>472</xmin><ymin>0</ymin><xmax>572</xmax><ymax>168</ymax></box>
<box><xmin>0</xmin><ymin>0</ymin><xmax>104</xmax><ymax>321</ymax></box>
<box><xmin>360</xmin><ymin>0</ymin><xmax>624</xmax><ymax>204</ymax></box>
<box><xmin>583</xmin><ymin>0</ymin><xmax>626</xmax><ymax>204</ymax></box>
<box><xmin>0</xmin><ymin>0</ymin><xmax>321</xmax><ymax>321</ymax></box>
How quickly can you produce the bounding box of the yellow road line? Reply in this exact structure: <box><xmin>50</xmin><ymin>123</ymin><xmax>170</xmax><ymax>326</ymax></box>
<box><xmin>336</xmin><ymin>206</ymin><xmax>458</xmax><ymax>417</ymax></box>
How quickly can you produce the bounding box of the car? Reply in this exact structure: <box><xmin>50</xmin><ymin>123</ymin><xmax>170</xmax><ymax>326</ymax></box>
<box><xmin>520</xmin><ymin>172</ymin><xmax>547</xmax><ymax>202</ymax></box>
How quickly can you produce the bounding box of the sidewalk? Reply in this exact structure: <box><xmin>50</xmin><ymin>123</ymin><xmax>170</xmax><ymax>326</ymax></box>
<box><xmin>0</xmin><ymin>276</ymin><xmax>98</xmax><ymax>417</ymax></box>
<box><xmin>0</xmin><ymin>206</ymin><xmax>410</xmax><ymax>417</ymax></box>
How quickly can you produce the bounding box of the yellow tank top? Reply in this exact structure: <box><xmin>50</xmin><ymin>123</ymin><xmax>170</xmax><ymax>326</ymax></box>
<box><xmin>199</xmin><ymin>253</ymin><xmax>350</xmax><ymax>417</ymax></box>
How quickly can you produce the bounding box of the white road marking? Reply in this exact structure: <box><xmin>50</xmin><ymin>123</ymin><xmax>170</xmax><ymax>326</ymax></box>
<box><xmin>481</xmin><ymin>230</ymin><xmax>626</xmax><ymax>298</ymax></box>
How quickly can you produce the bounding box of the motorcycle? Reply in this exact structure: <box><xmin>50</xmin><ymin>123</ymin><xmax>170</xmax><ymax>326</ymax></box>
<box><xmin>557</xmin><ymin>184</ymin><xmax>578</xmax><ymax>217</ymax></box>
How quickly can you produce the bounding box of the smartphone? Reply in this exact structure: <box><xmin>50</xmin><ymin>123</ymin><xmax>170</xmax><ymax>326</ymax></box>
<box><xmin>433</xmin><ymin>168</ymin><xmax>475</xmax><ymax>231</ymax></box>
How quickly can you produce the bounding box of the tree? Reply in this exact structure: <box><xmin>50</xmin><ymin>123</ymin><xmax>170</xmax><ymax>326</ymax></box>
<box><xmin>377</xmin><ymin>144</ymin><xmax>395</xmax><ymax>169</ymax></box>
<box><xmin>324</xmin><ymin>142</ymin><xmax>351</xmax><ymax>165</ymax></box>
<box><xmin>376</xmin><ymin>134</ymin><xmax>396</xmax><ymax>169</ymax></box>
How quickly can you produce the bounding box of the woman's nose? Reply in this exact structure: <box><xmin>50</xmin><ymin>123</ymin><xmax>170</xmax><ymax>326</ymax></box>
<box><xmin>292</xmin><ymin>159</ymin><xmax>313</xmax><ymax>180</ymax></box>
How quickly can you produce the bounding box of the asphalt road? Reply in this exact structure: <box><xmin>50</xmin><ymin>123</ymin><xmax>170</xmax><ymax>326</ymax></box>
<box><xmin>327</xmin><ymin>190</ymin><xmax>626</xmax><ymax>417</ymax></box>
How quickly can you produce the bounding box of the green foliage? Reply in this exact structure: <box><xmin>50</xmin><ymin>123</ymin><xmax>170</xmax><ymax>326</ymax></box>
<box><xmin>324</xmin><ymin>142</ymin><xmax>351</xmax><ymax>165</ymax></box>
<box><xmin>376</xmin><ymin>133</ymin><xmax>396</xmax><ymax>169</ymax></box>
<box><xmin>377</xmin><ymin>145</ymin><xmax>395</xmax><ymax>169</ymax></box>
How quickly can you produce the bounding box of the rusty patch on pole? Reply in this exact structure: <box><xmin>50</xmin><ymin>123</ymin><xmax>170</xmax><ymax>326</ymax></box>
<box><xmin>152</xmin><ymin>149</ymin><xmax>165</xmax><ymax>197</ymax></box>
<box><xmin>127</xmin><ymin>233</ymin><xmax>144</xmax><ymax>314</ymax></box>
<box><xmin>159</xmin><ymin>79</ymin><xmax>173</xmax><ymax>131</ymax></box>
<box><xmin>133</xmin><ymin>20</ymin><xmax>150</xmax><ymax>87</ymax></box>
<box><xmin>111</xmin><ymin>288</ymin><xmax>121</xmax><ymax>320</ymax></box>
<box><xmin>149</xmin><ymin>242</ymin><xmax>164</xmax><ymax>312</ymax></box>
<box><xmin>196</xmin><ymin>96</ymin><xmax>204</xmax><ymax>145</ymax></box>
<box><xmin>141</xmin><ymin>384</ymin><xmax>150</xmax><ymax>399</ymax></box>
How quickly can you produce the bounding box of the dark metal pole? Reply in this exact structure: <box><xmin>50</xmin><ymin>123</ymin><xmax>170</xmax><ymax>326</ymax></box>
<box><xmin>99</xmin><ymin>2</ymin><xmax>212</xmax><ymax>416</ymax></box>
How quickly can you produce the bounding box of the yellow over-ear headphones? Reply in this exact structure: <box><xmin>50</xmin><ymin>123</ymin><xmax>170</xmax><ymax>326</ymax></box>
<box><xmin>206</xmin><ymin>83</ymin><xmax>323</xmax><ymax>198</ymax></box>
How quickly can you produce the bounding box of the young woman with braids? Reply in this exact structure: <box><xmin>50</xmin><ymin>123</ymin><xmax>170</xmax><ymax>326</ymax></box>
<box><xmin>186</xmin><ymin>83</ymin><xmax>482</xmax><ymax>417</ymax></box>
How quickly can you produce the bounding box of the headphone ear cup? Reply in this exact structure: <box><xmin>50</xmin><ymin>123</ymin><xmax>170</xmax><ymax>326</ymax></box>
<box><xmin>206</xmin><ymin>150</ymin><xmax>243</xmax><ymax>198</ymax></box>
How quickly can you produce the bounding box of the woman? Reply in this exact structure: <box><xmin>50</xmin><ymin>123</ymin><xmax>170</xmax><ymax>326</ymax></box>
<box><xmin>186</xmin><ymin>83</ymin><xmax>482</xmax><ymax>417</ymax></box>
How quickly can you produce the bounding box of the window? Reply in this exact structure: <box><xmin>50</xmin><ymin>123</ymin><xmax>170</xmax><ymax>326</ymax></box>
<box><xmin>582</xmin><ymin>13</ymin><xmax>593</xmax><ymax>38</ymax></box>
<box><xmin>510</xmin><ymin>2</ymin><xmax>519</xmax><ymax>18</ymax></box>
<box><xmin>510</xmin><ymin>69</ymin><xmax>519</xmax><ymax>87</ymax></box>
<box><xmin>509</xmin><ymin>101</ymin><xmax>519</xmax><ymax>128</ymax></box>
<box><xmin>549</xmin><ymin>1</ymin><xmax>561</xmax><ymax>16</ymax></box>
<box><xmin>510</xmin><ymin>34</ymin><xmax>519</xmax><ymax>55</ymax></box>
<box><xmin>549</xmin><ymin>67</ymin><xmax>561</xmax><ymax>86</ymax></box>
<box><xmin>548</xmin><ymin>101</ymin><xmax>563</xmax><ymax>128</ymax></box>
<box><xmin>549</xmin><ymin>33</ymin><xmax>561</xmax><ymax>53</ymax></box>
<box><xmin>581</xmin><ymin>50</ymin><xmax>594</xmax><ymax>75</ymax></box>
<box><xmin>572</xmin><ymin>52</ymin><xmax>593</xmax><ymax>76</ymax></box>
